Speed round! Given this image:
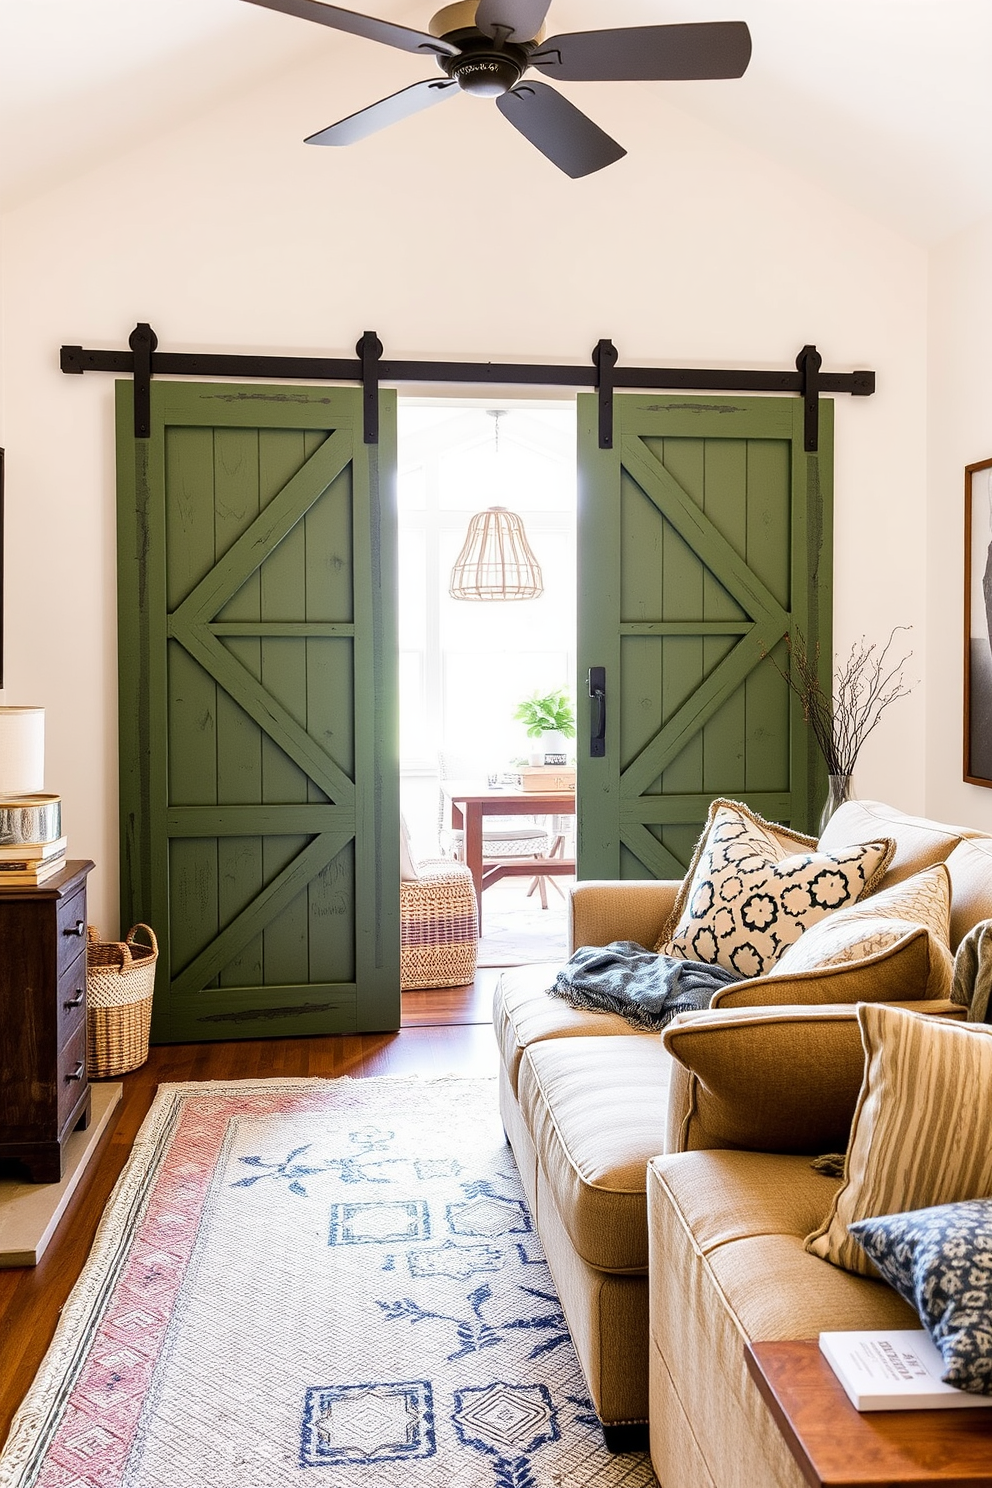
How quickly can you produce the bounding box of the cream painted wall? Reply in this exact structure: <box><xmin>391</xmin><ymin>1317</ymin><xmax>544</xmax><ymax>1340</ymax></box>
<box><xmin>0</xmin><ymin>43</ymin><xmax>928</xmax><ymax>933</ymax></box>
<box><xmin>927</xmin><ymin>212</ymin><xmax>992</xmax><ymax>830</ymax></box>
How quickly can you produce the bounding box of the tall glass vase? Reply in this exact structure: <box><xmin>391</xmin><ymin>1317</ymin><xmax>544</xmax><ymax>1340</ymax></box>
<box><xmin>819</xmin><ymin>774</ymin><xmax>854</xmax><ymax>835</ymax></box>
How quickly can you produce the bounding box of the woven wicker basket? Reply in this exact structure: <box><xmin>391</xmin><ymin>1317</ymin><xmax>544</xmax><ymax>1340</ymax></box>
<box><xmin>86</xmin><ymin>923</ymin><xmax>158</xmax><ymax>1078</ymax></box>
<box><xmin>400</xmin><ymin>860</ymin><xmax>478</xmax><ymax>991</ymax></box>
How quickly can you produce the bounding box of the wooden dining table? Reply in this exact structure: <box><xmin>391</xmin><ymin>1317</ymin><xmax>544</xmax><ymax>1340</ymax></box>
<box><xmin>441</xmin><ymin>780</ymin><xmax>576</xmax><ymax>922</ymax></box>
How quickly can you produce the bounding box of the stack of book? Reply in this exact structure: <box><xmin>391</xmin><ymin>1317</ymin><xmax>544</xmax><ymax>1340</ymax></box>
<box><xmin>0</xmin><ymin>835</ymin><xmax>68</xmax><ymax>886</ymax></box>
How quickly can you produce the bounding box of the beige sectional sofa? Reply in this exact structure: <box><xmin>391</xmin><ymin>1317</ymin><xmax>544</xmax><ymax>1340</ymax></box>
<box><xmin>492</xmin><ymin>800</ymin><xmax>992</xmax><ymax>1460</ymax></box>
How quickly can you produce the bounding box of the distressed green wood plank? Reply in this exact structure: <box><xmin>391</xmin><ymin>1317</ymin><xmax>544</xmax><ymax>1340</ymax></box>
<box><xmin>258</xmin><ymin>428</ymin><xmax>315</xmax><ymax>988</ymax></box>
<box><xmin>305</xmin><ymin>450</ymin><xmax>355</xmax><ymax>625</ymax></box>
<box><xmin>167</xmin><ymin>805</ymin><xmax>353</xmax><ymax>835</ymax></box>
<box><xmin>620</xmin><ymin>622</ymin><xmax>753</xmax><ymax>637</ymax></box>
<box><xmin>790</xmin><ymin>397</ymin><xmax>834</xmax><ymax>831</ymax></box>
<box><xmin>657</xmin><ymin>439</ymin><xmax>704</xmax><ymax>802</ymax></box>
<box><xmin>576</xmin><ymin>397</ymin><xmax>622</xmax><ymax>880</ymax></box>
<box><xmin>209</xmin><ymin>623</ymin><xmax>356</xmax><ymax>637</ymax></box>
<box><xmin>164</xmin><ymin>426</ymin><xmax>220</xmax><ymax>992</ymax></box>
<box><xmin>616</xmin><ymin>395</ymin><xmax>795</xmax><ymax>440</ymax></box>
<box><xmin>214</xmin><ymin>426</ymin><xmax>264</xmax><ymax>988</ymax></box>
<box><xmin>701</xmin><ymin>441</ymin><xmax>748</xmax><ymax>796</ymax></box>
<box><xmin>170</xmin><ymin>831</ymin><xmax>353</xmax><ymax>999</ymax></box>
<box><xmin>352</xmin><ymin>398</ymin><xmax>401</xmax><ymax>1026</ymax></box>
<box><xmin>146</xmin><ymin>383</ymin><xmax>350</xmax><ymax>431</ymax></box>
<box><xmin>173</xmin><ymin>985</ymin><xmax>358</xmax><ymax>1042</ymax></box>
<box><xmin>619</xmin><ymin>792</ymin><xmax>795</xmax><ymax>824</ymax></box>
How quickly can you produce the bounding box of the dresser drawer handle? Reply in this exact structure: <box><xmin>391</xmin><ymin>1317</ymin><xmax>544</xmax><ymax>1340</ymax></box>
<box><xmin>63</xmin><ymin>988</ymin><xmax>85</xmax><ymax>1009</ymax></box>
<box><xmin>64</xmin><ymin>919</ymin><xmax>86</xmax><ymax>938</ymax></box>
<box><xmin>65</xmin><ymin>1062</ymin><xmax>85</xmax><ymax>1083</ymax></box>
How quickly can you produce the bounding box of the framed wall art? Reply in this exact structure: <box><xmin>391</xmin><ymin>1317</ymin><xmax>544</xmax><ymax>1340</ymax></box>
<box><xmin>965</xmin><ymin>456</ymin><xmax>992</xmax><ymax>785</ymax></box>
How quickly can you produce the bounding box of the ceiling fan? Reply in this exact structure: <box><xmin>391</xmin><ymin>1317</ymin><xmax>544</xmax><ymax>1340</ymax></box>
<box><xmin>242</xmin><ymin>0</ymin><xmax>752</xmax><ymax>178</ymax></box>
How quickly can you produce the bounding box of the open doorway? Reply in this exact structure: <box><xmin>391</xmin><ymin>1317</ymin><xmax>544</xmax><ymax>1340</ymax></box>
<box><xmin>397</xmin><ymin>398</ymin><xmax>577</xmax><ymax>979</ymax></box>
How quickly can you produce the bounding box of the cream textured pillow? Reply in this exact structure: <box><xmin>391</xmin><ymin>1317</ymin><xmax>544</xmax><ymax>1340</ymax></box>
<box><xmin>657</xmin><ymin>798</ymin><xmax>894</xmax><ymax>978</ymax></box>
<box><xmin>709</xmin><ymin>922</ymin><xmax>951</xmax><ymax>1008</ymax></box>
<box><xmin>740</xmin><ymin>863</ymin><xmax>954</xmax><ymax>1000</ymax></box>
<box><xmin>805</xmin><ymin>1004</ymin><xmax>992</xmax><ymax>1276</ymax></box>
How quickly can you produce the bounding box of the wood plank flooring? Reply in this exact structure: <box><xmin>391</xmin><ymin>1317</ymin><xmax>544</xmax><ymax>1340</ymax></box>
<box><xmin>0</xmin><ymin>976</ymin><xmax>502</xmax><ymax>1447</ymax></box>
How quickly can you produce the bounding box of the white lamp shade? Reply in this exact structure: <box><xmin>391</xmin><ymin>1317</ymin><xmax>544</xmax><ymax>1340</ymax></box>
<box><xmin>0</xmin><ymin>707</ymin><xmax>45</xmax><ymax>795</ymax></box>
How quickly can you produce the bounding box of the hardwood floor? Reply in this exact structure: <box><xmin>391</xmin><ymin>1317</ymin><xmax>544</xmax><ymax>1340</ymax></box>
<box><xmin>0</xmin><ymin>976</ymin><xmax>502</xmax><ymax>1447</ymax></box>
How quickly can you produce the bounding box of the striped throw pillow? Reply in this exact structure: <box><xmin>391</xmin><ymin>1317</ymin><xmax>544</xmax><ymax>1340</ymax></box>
<box><xmin>805</xmin><ymin>1004</ymin><xmax>992</xmax><ymax>1276</ymax></box>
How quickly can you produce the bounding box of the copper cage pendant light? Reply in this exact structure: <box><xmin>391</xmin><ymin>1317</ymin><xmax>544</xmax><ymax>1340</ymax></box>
<box><xmin>448</xmin><ymin>413</ymin><xmax>544</xmax><ymax>602</ymax></box>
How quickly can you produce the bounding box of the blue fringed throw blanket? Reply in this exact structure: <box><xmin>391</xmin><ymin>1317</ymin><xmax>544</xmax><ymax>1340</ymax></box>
<box><xmin>548</xmin><ymin>941</ymin><xmax>745</xmax><ymax>1030</ymax></box>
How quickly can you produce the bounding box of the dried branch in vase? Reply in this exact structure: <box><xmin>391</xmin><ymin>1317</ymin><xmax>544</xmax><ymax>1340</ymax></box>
<box><xmin>770</xmin><ymin>627</ymin><xmax>915</xmax><ymax>777</ymax></box>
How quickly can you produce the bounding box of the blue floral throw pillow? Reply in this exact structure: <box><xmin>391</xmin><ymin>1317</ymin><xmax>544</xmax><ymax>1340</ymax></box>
<box><xmin>850</xmin><ymin>1199</ymin><xmax>992</xmax><ymax>1393</ymax></box>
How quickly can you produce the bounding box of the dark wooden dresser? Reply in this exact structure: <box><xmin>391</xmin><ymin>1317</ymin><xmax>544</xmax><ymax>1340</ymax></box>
<box><xmin>0</xmin><ymin>861</ymin><xmax>95</xmax><ymax>1182</ymax></box>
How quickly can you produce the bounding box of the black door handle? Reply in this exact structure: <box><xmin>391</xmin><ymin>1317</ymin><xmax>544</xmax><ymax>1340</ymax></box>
<box><xmin>588</xmin><ymin>666</ymin><xmax>606</xmax><ymax>758</ymax></box>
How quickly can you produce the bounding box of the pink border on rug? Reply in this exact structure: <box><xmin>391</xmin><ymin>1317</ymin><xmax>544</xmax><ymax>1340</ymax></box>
<box><xmin>36</xmin><ymin>1086</ymin><xmax>347</xmax><ymax>1488</ymax></box>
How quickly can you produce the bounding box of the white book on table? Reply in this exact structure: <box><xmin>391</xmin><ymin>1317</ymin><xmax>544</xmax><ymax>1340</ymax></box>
<box><xmin>819</xmin><ymin>1330</ymin><xmax>991</xmax><ymax>1412</ymax></box>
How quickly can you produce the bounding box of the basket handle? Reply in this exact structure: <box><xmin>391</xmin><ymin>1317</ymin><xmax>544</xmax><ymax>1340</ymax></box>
<box><xmin>126</xmin><ymin>923</ymin><xmax>159</xmax><ymax>958</ymax></box>
<box><xmin>87</xmin><ymin>926</ymin><xmax>134</xmax><ymax>969</ymax></box>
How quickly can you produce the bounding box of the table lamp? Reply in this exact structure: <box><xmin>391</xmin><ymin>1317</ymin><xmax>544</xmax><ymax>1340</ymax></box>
<box><xmin>0</xmin><ymin>706</ymin><xmax>62</xmax><ymax>845</ymax></box>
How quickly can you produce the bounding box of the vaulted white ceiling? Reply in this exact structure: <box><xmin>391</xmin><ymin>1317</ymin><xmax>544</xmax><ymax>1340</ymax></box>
<box><xmin>1</xmin><ymin>0</ymin><xmax>989</xmax><ymax>244</ymax></box>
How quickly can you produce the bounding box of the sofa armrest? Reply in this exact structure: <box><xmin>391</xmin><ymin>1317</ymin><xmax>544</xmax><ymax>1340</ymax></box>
<box><xmin>662</xmin><ymin>999</ymin><xmax>963</xmax><ymax>1156</ymax></box>
<box><xmin>567</xmin><ymin>879</ymin><xmax>681</xmax><ymax>954</ymax></box>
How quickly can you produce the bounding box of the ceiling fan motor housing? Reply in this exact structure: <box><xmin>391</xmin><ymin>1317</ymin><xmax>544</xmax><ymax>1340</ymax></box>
<box><xmin>441</xmin><ymin>37</ymin><xmax>528</xmax><ymax>95</ymax></box>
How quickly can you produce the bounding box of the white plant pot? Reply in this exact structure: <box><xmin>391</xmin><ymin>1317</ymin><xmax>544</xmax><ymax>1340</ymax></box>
<box><xmin>540</xmin><ymin>729</ymin><xmax>568</xmax><ymax>766</ymax></box>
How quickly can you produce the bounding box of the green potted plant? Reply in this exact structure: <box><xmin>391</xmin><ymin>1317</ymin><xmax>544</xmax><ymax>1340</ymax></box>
<box><xmin>514</xmin><ymin>689</ymin><xmax>576</xmax><ymax>766</ymax></box>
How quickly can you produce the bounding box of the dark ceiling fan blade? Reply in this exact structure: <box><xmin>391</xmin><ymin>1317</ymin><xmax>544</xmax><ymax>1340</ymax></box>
<box><xmin>532</xmin><ymin>21</ymin><xmax>752</xmax><ymax>81</ymax></box>
<box><xmin>496</xmin><ymin>82</ymin><xmax>625</xmax><ymax>178</ymax></box>
<box><xmin>474</xmin><ymin>0</ymin><xmax>552</xmax><ymax>44</ymax></box>
<box><xmin>306</xmin><ymin>78</ymin><xmax>458</xmax><ymax>145</ymax></box>
<box><xmin>241</xmin><ymin>0</ymin><xmax>458</xmax><ymax>57</ymax></box>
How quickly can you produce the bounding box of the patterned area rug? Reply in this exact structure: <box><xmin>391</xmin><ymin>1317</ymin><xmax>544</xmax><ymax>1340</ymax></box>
<box><xmin>0</xmin><ymin>1078</ymin><xmax>656</xmax><ymax>1487</ymax></box>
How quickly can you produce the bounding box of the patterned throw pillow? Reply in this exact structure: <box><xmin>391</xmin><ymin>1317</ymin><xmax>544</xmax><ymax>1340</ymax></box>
<box><xmin>806</xmin><ymin>1004</ymin><xmax>992</xmax><ymax>1276</ymax></box>
<box><xmin>656</xmin><ymin>799</ymin><xmax>894</xmax><ymax>978</ymax></box>
<box><xmin>850</xmin><ymin>1200</ymin><xmax>992</xmax><ymax>1394</ymax></box>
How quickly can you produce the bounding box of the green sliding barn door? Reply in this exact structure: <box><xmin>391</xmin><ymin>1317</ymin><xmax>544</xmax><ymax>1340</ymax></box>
<box><xmin>577</xmin><ymin>393</ymin><xmax>833</xmax><ymax>881</ymax></box>
<box><xmin>117</xmin><ymin>382</ymin><xmax>399</xmax><ymax>1042</ymax></box>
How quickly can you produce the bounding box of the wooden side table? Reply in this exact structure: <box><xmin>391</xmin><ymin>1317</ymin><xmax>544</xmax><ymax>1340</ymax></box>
<box><xmin>0</xmin><ymin>861</ymin><xmax>95</xmax><ymax>1182</ymax></box>
<box><xmin>746</xmin><ymin>1339</ymin><xmax>992</xmax><ymax>1487</ymax></box>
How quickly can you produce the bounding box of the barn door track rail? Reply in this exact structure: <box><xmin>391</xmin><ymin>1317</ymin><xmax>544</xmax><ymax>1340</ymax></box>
<box><xmin>60</xmin><ymin>324</ymin><xmax>875</xmax><ymax>453</ymax></box>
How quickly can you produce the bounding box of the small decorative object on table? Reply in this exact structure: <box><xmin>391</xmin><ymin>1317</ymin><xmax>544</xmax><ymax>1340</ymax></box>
<box><xmin>86</xmin><ymin>923</ymin><xmax>158</xmax><ymax>1077</ymax></box>
<box><xmin>770</xmin><ymin>629</ymin><xmax>915</xmax><ymax>831</ymax></box>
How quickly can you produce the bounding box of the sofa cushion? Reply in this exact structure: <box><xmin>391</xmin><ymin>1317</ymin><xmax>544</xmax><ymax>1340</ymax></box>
<box><xmin>657</xmin><ymin>798</ymin><xmax>893</xmax><ymax>978</ymax></box>
<box><xmin>806</xmin><ymin>1004</ymin><xmax>992</xmax><ymax>1276</ymax></box>
<box><xmin>946</xmin><ymin>837</ymin><xmax>992</xmax><ymax>951</ymax></box>
<box><xmin>662</xmin><ymin>1004</ymin><xmax>867</xmax><ymax>1154</ymax></box>
<box><xmin>818</xmin><ymin>799</ymin><xmax>975</xmax><ymax>891</ymax></box>
<box><xmin>850</xmin><ymin>1199</ymin><xmax>992</xmax><ymax>1394</ymax></box>
<box><xmin>494</xmin><ymin>963</ymin><xmax>651</xmax><ymax>1095</ymax></box>
<box><xmin>517</xmin><ymin>1035</ymin><xmax>673</xmax><ymax>1272</ymax></box>
<box><xmin>647</xmin><ymin>1152</ymin><xmax>917</xmax><ymax>1488</ymax></box>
